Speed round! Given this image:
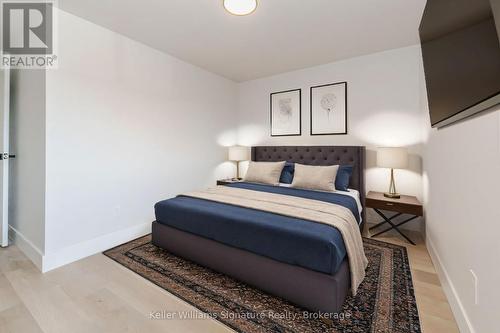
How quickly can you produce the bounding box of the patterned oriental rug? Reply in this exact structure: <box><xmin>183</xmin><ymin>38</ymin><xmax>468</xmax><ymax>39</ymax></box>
<box><xmin>104</xmin><ymin>236</ymin><xmax>421</xmax><ymax>333</ymax></box>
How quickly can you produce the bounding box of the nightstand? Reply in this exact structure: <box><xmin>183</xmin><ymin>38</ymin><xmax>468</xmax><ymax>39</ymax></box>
<box><xmin>366</xmin><ymin>191</ymin><xmax>423</xmax><ymax>245</ymax></box>
<box><xmin>217</xmin><ymin>179</ymin><xmax>244</xmax><ymax>186</ymax></box>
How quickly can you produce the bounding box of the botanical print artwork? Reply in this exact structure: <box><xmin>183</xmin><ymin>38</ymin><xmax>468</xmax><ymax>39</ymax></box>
<box><xmin>271</xmin><ymin>89</ymin><xmax>301</xmax><ymax>136</ymax></box>
<box><xmin>278</xmin><ymin>98</ymin><xmax>293</xmax><ymax>124</ymax></box>
<box><xmin>320</xmin><ymin>93</ymin><xmax>337</xmax><ymax>120</ymax></box>
<box><xmin>311</xmin><ymin>82</ymin><xmax>347</xmax><ymax>135</ymax></box>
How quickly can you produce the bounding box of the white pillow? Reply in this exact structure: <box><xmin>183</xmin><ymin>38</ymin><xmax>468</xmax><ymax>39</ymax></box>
<box><xmin>291</xmin><ymin>164</ymin><xmax>339</xmax><ymax>192</ymax></box>
<box><xmin>244</xmin><ymin>161</ymin><xmax>286</xmax><ymax>186</ymax></box>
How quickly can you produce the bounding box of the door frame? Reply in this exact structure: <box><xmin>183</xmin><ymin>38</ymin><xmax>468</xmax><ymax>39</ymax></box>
<box><xmin>1</xmin><ymin>68</ymin><xmax>9</xmax><ymax>247</ymax></box>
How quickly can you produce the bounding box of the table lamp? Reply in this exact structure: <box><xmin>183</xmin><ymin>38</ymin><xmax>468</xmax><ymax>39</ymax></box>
<box><xmin>228</xmin><ymin>146</ymin><xmax>249</xmax><ymax>180</ymax></box>
<box><xmin>377</xmin><ymin>147</ymin><xmax>408</xmax><ymax>199</ymax></box>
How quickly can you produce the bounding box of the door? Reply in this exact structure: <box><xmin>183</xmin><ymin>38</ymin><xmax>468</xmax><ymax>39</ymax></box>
<box><xmin>0</xmin><ymin>69</ymin><xmax>9</xmax><ymax>247</ymax></box>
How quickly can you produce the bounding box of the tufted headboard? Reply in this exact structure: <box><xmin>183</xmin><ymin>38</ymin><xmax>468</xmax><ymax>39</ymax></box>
<box><xmin>251</xmin><ymin>145</ymin><xmax>366</xmax><ymax>225</ymax></box>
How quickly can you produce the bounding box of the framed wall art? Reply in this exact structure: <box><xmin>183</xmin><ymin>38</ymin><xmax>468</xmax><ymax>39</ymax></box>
<box><xmin>270</xmin><ymin>89</ymin><xmax>301</xmax><ymax>137</ymax></box>
<box><xmin>310</xmin><ymin>82</ymin><xmax>347</xmax><ymax>135</ymax></box>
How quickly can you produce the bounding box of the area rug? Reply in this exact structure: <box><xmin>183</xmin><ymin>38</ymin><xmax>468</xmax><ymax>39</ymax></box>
<box><xmin>104</xmin><ymin>236</ymin><xmax>421</xmax><ymax>333</ymax></box>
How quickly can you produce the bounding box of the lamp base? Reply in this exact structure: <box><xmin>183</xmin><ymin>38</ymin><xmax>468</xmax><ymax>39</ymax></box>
<box><xmin>384</xmin><ymin>192</ymin><xmax>401</xmax><ymax>199</ymax></box>
<box><xmin>384</xmin><ymin>168</ymin><xmax>401</xmax><ymax>199</ymax></box>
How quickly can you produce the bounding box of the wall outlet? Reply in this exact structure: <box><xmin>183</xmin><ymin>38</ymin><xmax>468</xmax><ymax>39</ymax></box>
<box><xmin>470</xmin><ymin>269</ymin><xmax>479</xmax><ymax>305</ymax></box>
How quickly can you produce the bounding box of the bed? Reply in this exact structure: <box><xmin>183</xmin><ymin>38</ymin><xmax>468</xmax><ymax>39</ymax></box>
<box><xmin>152</xmin><ymin>146</ymin><xmax>366</xmax><ymax>313</ymax></box>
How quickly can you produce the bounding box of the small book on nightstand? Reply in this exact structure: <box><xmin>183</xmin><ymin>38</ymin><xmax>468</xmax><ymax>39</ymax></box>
<box><xmin>217</xmin><ymin>179</ymin><xmax>244</xmax><ymax>186</ymax></box>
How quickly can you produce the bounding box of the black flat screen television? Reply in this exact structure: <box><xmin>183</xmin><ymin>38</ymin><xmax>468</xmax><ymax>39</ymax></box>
<box><xmin>420</xmin><ymin>0</ymin><xmax>500</xmax><ymax>128</ymax></box>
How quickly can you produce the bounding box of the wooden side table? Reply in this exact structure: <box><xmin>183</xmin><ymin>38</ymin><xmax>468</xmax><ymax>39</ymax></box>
<box><xmin>366</xmin><ymin>191</ymin><xmax>423</xmax><ymax>245</ymax></box>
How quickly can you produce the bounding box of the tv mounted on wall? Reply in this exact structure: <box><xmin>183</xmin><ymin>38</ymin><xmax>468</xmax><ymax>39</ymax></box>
<box><xmin>420</xmin><ymin>0</ymin><xmax>500</xmax><ymax>128</ymax></box>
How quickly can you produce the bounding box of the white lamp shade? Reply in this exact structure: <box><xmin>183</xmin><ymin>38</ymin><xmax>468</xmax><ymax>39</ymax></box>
<box><xmin>228</xmin><ymin>146</ymin><xmax>249</xmax><ymax>161</ymax></box>
<box><xmin>377</xmin><ymin>147</ymin><xmax>408</xmax><ymax>169</ymax></box>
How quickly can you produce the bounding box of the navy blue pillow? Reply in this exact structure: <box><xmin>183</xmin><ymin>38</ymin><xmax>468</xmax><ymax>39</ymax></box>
<box><xmin>335</xmin><ymin>165</ymin><xmax>353</xmax><ymax>191</ymax></box>
<box><xmin>279</xmin><ymin>162</ymin><xmax>295</xmax><ymax>184</ymax></box>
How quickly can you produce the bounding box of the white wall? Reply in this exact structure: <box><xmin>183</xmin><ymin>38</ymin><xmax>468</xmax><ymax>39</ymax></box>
<box><xmin>8</xmin><ymin>69</ymin><xmax>46</xmax><ymax>269</ymax></box>
<box><xmin>37</xmin><ymin>10</ymin><xmax>237</xmax><ymax>270</ymax></box>
<box><xmin>423</xmin><ymin>106</ymin><xmax>500</xmax><ymax>333</ymax></box>
<box><xmin>237</xmin><ymin>45</ymin><xmax>426</xmax><ymax>229</ymax></box>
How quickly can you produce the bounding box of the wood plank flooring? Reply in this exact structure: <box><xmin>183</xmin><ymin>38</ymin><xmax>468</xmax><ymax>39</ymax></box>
<box><xmin>0</xmin><ymin>230</ymin><xmax>459</xmax><ymax>333</ymax></box>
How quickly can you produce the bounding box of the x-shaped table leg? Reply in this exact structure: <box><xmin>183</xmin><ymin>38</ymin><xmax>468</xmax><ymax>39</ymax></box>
<box><xmin>369</xmin><ymin>212</ymin><xmax>403</xmax><ymax>231</ymax></box>
<box><xmin>370</xmin><ymin>209</ymin><xmax>418</xmax><ymax>245</ymax></box>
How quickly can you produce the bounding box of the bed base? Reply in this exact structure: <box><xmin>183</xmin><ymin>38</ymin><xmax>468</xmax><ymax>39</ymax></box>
<box><xmin>152</xmin><ymin>221</ymin><xmax>350</xmax><ymax>314</ymax></box>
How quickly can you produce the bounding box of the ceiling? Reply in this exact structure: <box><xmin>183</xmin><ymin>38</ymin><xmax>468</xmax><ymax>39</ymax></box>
<box><xmin>58</xmin><ymin>0</ymin><xmax>427</xmax><ymax>82</ymax></box>
<box><xmin>420</xmin><ymin>0</ymin><xmax>492</xmax><ymax>41</ymax></box>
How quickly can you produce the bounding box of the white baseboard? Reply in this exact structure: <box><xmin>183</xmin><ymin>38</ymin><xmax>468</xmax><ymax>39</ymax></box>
<box><xmin>8</xmin><ymin>225</ymin><xmax>44</xmax><ymax>271</ymax></box>
<box><xmin>426</xmin><ymin>235</ymin><xmax>475</xmax><ymax>333</ymax></box>
<box><xmin>42</xmin><ymin>222</ymin><xmax>151</xmax><ymax>272</ymax></box>
<box><xmin>8</xmin><ymin>222</ymin><xmax>151</xmax><ymax>273</ymax></box>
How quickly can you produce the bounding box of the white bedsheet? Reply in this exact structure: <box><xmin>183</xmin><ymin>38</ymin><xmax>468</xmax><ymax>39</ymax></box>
<box><xmin>338</xmin><ymin>189</ymin><xmax>363</xmax><ymax>222</ymax></box>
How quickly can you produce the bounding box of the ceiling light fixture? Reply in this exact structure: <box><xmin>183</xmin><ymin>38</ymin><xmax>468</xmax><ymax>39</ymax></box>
<box><xmin>223</xmin><ymin>0</ymin><xmax>258</xmax><ymax>16</ymax></box>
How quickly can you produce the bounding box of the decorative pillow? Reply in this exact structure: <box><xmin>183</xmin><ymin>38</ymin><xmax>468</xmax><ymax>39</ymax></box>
<box><xmin>291</xmin><ymin>164</ymin><xmax>339</xmax><ymax>192</ymax></box>
<box><xmin>279</xmin><ymin>162</ymin><xmax>295</xmax><ymax>184</ymax></box>
<box><xmin>335</xmin><ymin>165</ymin><xmax>353</xmax><ymax>191</ymax></box>
<box><xmin>244</xmin><ymin>161</ymin><xmax>286</xmax><ymax>185</ymax></box>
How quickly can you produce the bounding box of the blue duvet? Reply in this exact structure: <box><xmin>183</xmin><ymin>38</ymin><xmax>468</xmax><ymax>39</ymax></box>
<box><xmin>154</xmin><ymin>182</ymin><xmax>360</xmax><ymax>275</ymax></box>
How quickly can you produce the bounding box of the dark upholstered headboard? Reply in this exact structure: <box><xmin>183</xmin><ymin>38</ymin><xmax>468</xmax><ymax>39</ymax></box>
<box><xmin>251</xmin><ymin>145</ymin><xmax>366</xmax><ymax>224</ymax></box>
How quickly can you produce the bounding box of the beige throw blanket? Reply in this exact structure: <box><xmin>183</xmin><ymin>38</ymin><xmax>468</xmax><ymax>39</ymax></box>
<box><xmin>183</xmin><ymin>186</ymin><xmax>368</xmax><ymax>295</ymax></box>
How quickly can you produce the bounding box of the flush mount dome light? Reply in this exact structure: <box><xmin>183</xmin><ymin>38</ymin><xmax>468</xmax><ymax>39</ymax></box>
<box><xmin>223</xmin><ymin>0</ymin><xmax>258</xmax><ymax>16</ymax></box>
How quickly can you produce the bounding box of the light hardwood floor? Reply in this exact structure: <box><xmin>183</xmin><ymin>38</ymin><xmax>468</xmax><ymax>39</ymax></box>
<box><xmin>0</xmin><ymin>231</ymin><xmax>459</xmax><ymax>333</ymax></box>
